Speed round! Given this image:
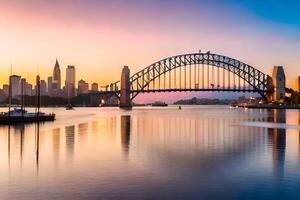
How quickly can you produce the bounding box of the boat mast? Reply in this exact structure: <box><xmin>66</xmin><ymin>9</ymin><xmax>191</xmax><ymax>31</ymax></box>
<box><xmin>35</xmin><ymin>75</ymin><xmax>41</xmax><ymax>115</ymax></box>
<box><xmin>8</xmin><ymin>76</ymin><xmax>12</xmax><ymax>116</ymax></box>
<box><xmin>8</xmin><ymin>63</ymin><xmax>12</xmax><ymax>116</ymax></box>
<box><xmin>21</xmin><ymin>78</ymin><xmax>25</xmax><ymax>115</ymax></box>
<box><xmin>67</xmin><ymin>83</ymin><xmax>70</xmax><ymax>105</ymax></box>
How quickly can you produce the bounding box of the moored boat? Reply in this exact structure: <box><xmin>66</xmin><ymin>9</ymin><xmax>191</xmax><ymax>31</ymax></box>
<box><xmin>65</xmin><ymin>104</ymin><xmax>74</xmax><ymax>110</ymax></box>
<box><xmin>0</xmin><ymin>74</ymin><xmax>56</xmax><ymax>125</ymax></box>
<box><xmin>152</xmin><ymin>101</ymin><xmax>168</xmax><ymax>107</ymax></box>
<box><xmin>0</xmin><ymin>108</ymin><xmax>55</xmax><ymax>124</ymax></box>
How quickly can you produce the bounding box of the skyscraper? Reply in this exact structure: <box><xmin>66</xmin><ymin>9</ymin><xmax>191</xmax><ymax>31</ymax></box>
<box><xmin>65</xmin><ymin>65</ymin><xmax>76</xmax><ymax>98</ymax></box>
<box><xmin>52</xmin><ymin>59</ymin><xmax>61</xmax><ymax>91</ymax></box>
<box><xmin>24</xmin><ymin>82</ymin><xmax>33</xmax><ymax>96</ymax></box>
<box><xmin>40</xmin><ymin>80</ymin><xmax>47</xmax><ymax>96</ymax></box>
<box><xmin>10</xmin><ymin>75</ymin><xmax>21</xmax><ymax>98</ymax></box>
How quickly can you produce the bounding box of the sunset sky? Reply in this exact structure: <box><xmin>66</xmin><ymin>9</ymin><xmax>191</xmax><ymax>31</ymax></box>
<box><xmin>1</xmin><ymin>0</ymin><xmax>300</xmax><ymax>101</ymax></box>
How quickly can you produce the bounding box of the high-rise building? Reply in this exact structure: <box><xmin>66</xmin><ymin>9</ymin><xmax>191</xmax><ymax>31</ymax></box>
<box><xmin>10</xmin><ymin>75</ymin><xmax>21</xmax><ymax>98</ymax></box>
<box><xmin>78</xmin><ymin>79</ymin><xmax>89</xmax><ymax>94</ymax></box>
<box><xmin>40</xmin><ymin>80</ymin><xmax>47</xmax><ymax>96</ymax></box>
<box><xmin>52</xmin><ymin>59</ymin><xmax>61</xmax><ymax>91</ymax></box>
<box><xmin>0</xmin><ymin>89</ymin><xmax>5</xmax><ymax>102</ymax></box>
<box><xmin>65</xmin><ymin>65</ymin><xmax>76</xmax><ymax>98</ymax></box>
<box><xmin>294</xmin><ymin>76</ymin><xmax>300</xmax><ymax>92</ymax></box>
<box><xmin>91</xmin><ymin>83</ymin><xmax>98</xmax><ymax>92</ymax></box>
<box><xmin>48</xmin><ymin>76</ymin><xmax>53</xmax><ymax>96</ymax></box>
<box><xmin>2</xmin><ymin>84</ymin><xmax>9</xmax><ymax>98</ymax></box>
<box><xmin>24</xmin><ymin>82</ymin><xmax>33</xmax><ymax>96</ymax></box>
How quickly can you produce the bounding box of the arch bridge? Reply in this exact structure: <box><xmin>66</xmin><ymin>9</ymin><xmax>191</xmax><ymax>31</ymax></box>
<box><xmin>96</xmin><ymin>52</ymin><xmax>276</xmax><ymax>107</ymax></box>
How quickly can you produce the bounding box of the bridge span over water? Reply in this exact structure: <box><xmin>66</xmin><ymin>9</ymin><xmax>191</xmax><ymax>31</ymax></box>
<box><xmin>91</xmin><ymin>51</ymin><xmax>285</xmax><ymax>107</ymax></box>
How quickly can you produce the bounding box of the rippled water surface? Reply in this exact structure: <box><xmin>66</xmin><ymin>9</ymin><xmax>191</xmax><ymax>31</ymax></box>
<box><xmin>0</xmin><ymin>106</ymin><xmax>300</xmax><ymax>200</ymax></box>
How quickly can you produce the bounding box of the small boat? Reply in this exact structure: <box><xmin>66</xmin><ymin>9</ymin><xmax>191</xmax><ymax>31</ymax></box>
<box><xmin>65</xmin><ymin>104</ymin><xmax>74</xmax><ymax>110</ymax></box>
<box><xmin>152</xmin><ymin>101</ymin><xmax>168</xmax><ymax>107</ymax></box>
<box><xmin>0</xmin><ymin>108</ymin><xmax>55</xmax><ymax>124</ymax></box>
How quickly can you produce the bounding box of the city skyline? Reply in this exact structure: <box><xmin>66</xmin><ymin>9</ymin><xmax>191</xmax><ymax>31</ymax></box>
<box><xmin>1</xmin><ymin>0</ymin><xmax>300</xmax><ymax>93</ymax></box>
<box><xmin>0</xmin><ymin>59</ymin><xmax>103</xmax><ymax>102</ymax></box>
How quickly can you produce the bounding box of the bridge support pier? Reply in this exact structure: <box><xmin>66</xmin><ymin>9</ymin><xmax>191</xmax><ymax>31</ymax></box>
<box><xmin>120</xmin><ymin>66</ymin><xmax>132</xmax><ymax>108</ymax></box>
<box><xmin>271</xmin><ymin>66</ymin><xmax>286</xmax><ymax>102</ymax></box>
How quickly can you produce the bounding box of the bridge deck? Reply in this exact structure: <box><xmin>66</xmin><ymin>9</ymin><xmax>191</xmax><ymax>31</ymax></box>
<box><xmin>131</xmin><ymin>88</ymin><xmax>270</xmax><ymax>93</ymax></box>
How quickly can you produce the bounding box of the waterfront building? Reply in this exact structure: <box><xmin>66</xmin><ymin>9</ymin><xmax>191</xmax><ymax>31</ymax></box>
<box><xmin>65</xmin><ymin>65</ymin><xmax>76</xmax><ymax>98</ymax></box>
<box><xmin>10</xmin><ymin>75</ymin><xmax>21</xmax><ymax>98</ymax></box>
<box><xmin>91</xmin><ymin>83</ymin><xmax>98</xmax><ymax>92</ymax></box>
<box><xmin>78</xmin><ymin>79</ymin><xmax>89</xmax><ymax>94</ymax></box>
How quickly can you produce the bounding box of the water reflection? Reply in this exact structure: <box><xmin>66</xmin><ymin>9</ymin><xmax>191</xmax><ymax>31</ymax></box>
<box><xmin>120</xmin><ymin>115</ymin><xmax>131</xmax><ymax>158</ymax></box>
<box><xmin>1</xmin><ymin>107</ymin><xmax>300</xmax><ymax>200</ymax></box>
<box><xmin>65</xmin><ymin>125</ymin><xmax>75</xmax><ymax>158</ymax></box>
<box><xmin>52</xmin><ymin>128</ymin><xmax>60</xmax><ymax>164</ymax></box>
<box><xmin>13</xmin><ymin>125</ymin><xmax>25</xmax><ymax>164</ymax></box>
<box><xmin>78</xmin><ymin>123</ymin><xmax>88</xmax><ymax>144</ymax></box>
<box><xmin>35</xmin><ymin>122</ymin><xmax>40</xmax><ymax>172</ymax></box>
<box><xmin>7</xmin><ymin>125</ymin><xmax>11</xmax><ymax>165</ymax></box>
<box><xmin>268</xmin><ymin>109</ymin><xmax>286</xmax><ymax>178</ymax></box>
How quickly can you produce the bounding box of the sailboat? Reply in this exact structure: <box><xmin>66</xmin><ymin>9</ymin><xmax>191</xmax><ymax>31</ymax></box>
<box><xmin>0</xmin><ymin>75</ymin><xmax>55</xmax><ymax>124</ymax></box>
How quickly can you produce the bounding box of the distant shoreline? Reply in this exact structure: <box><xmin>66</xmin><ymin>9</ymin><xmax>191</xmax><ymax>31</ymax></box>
<box><xmin>235</xmin><ymin>104</ymin><xmax>300</xmax><ymax>110</ymax></box>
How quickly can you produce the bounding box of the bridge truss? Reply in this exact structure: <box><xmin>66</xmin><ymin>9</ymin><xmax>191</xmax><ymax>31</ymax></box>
<box><xmin>109</xmin><ymin>52</ymin><xmax>273</xmax><ymax>100</ymax></box>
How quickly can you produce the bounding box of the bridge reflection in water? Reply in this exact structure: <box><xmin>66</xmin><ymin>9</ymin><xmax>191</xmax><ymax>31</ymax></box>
<box><xmin>0</xmin><ymin>110</ymin><xmax>297</xmax><ymax>172</ymax></box>
<box><xmin>0</xmin><ymin>108</ymin><xmax>300</xmax><ymax>199</ymax></box>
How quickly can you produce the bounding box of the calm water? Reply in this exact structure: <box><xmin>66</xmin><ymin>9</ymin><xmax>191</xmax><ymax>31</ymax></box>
<box><xmin>1</xmin><ymin>106</ymin><xmax>300</xmax><ymax>200</ymax></box>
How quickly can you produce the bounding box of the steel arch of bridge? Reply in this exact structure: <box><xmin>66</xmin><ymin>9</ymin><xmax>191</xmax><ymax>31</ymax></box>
<box><xmin>112</xmin><ymin>52</ymin><xmax>273</xmax><ymax>100</ymax></box>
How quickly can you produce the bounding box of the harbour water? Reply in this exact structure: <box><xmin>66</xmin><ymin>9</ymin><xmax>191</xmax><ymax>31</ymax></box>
<box><xmin>0</xmin><ymin>106</ymin><xmax>300</xmax><ymax>200</ymax></box>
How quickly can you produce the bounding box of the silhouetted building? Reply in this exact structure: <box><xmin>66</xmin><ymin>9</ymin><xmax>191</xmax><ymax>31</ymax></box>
<box><xmin>40</xmin><ymin>80</ymin><xmax>47</xmax><ymax>96</ymax></box>
<box><xmin>0</xmin><ymin>89</ymin><xmax>5</xmax><ymax>102</ymax></box>
<box><xmin>65</xmin><ymin>65</ymin><xmax>76</xmax><ymax>98</ymax></box>
<box><xmin>78</xmin><ymin>79</ymin><xmax>89</xmax><ymax>94</ymax></box>
<box><xmin>10</xmin><ymin>75</ymin><xmax>21</xmax><ymax>98</ymax></box>
<box><xmin>52</xmin><ymin>59</ymin><xmax>61</xmax><ymax>96</ymax></box>
<box><xmin>2</xmin><ymin>84</ymin><xmax>9</xmax><ymax>98</ymax></box>
<box><xmin>48</xmin><ymin>59</ymin><xmax>64</xmax><ymax>97</ymax></box>
<box><xmin>47</xmin><ymin>76</ymin><xmax>53</xmax><ymax>96</ymax></box>
<box><xmin>91</xmin><ymin>83</ymin><xmax>98</xmax><ymax>92</ymax></box>
<box><xmin>24</xmin><ymin>82</ymin><xmax>33</xmax><ymax>96</ymax></box>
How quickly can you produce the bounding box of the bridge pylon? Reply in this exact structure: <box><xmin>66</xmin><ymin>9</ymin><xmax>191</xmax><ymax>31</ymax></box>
<box><xmin>120</xmin><ymin>66</ymin><xmax>132</xmax><ymax>108</ymax></box>
<box><xmin>271</xmin><ymin>66</ymin><xmax>286</xmax><ymax>102</ymax></box>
